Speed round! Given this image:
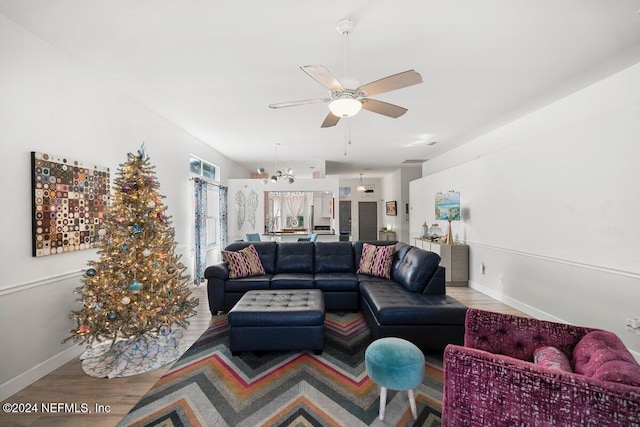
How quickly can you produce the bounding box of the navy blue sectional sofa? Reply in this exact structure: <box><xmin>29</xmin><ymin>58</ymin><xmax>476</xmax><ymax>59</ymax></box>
<box><xmin>204</xmin><ymin>240</ymin><xmax>467</xmax><ymax>350</ymax></box>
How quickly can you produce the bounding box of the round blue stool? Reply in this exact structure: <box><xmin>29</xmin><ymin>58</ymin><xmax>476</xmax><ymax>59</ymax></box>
<box><xmin>365</xmin><ymin>337</ymin><xmax>425</xmax><ymax>420</ymax></box>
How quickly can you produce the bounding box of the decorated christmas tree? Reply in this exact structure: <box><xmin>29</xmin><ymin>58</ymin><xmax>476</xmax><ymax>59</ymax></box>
<box><xmin>66</xmin><ymin>145</ymin><xmax>198</xmax><ymax>377</ymax></box>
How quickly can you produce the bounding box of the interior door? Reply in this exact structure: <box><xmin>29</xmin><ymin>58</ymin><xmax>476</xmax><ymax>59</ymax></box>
<box><xmin>339</xmin><ymin>200</ymin><xmax>351</xmax><ymax>241</ymax></box>
<box><xmin>358</xmin><ymin>201</ymin><xmax>378</xmax><ymax>241</ymax></box>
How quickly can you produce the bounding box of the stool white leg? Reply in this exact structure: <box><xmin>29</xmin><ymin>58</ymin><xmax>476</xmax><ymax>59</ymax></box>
<box><xmin>379</xmin><ymin>386</ymin><xmax>387</xmax><ymax>420</ymax></box>
<box><xmin>408</xmin><ymin>389</ymin><xmax>417</xmax><ymax>420</ymax></box>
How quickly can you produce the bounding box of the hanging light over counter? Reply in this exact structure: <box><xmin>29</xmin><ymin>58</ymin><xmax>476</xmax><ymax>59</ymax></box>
<box><xmin>356</xmin><ymin>173</ymin><xmax>366</xmax><ymax>192</ymax></box>
<box><xmin>257</xmin><ymin>143</ymin><xmax>295</xmax><ymax>184</ymax></box>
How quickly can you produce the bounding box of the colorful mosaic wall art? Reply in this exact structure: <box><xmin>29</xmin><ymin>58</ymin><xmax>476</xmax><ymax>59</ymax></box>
<box><xmin>31</xmin><ymin>152</ymin><xmax>110</xmax><ymax>257</ymax></box>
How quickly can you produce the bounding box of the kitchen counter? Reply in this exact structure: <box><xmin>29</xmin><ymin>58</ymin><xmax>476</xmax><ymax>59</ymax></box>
<box><xmin>263</xmin><ymin>230</ymin><xmax>335</xmax><ymax>236</ymax></box>
<box><xmin>262</xmin><ymin>231</ymin><xmax>337</xmax><ymax>242</ymax></box>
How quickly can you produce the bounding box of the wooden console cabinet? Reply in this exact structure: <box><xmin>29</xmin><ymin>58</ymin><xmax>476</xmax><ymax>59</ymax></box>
<box><xmin>379</xmin><ymin>230</ymin><xmax>397</xmax><ymax>241</ymax></box>
<box><xmin>413</xmin><ymin>238</ymin><xmax>469</xmax><ymax>286</ymax></box>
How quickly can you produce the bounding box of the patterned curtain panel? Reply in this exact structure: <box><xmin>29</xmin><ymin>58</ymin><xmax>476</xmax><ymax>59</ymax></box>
<box><xmin>193</xmin><ymin>178</ymin><xmax>208</xmax><ymax>284</ymax></box>
<box><xmin>219</xmin><ymin>185</ymin><xmax>228</xmax><ymax>250</ymax></box>
<box><xmin>285</xmin><ymin>193</ymin><xmax>305</xmax><ymax>217</ymax></box>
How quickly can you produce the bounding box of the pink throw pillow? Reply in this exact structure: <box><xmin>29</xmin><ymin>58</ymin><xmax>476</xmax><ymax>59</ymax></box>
<box><xmin>533</xmin><ymin>346</ymin><xmax>573</xmax><ymax>373</ymax></box>
<box><xmin>222</xmin><ymin>244</ymin><xmax>265</xmax><ymax>279</ymax></box>
<box><xmin>572</xmin><ymin>330</ymin><xmax>640</xmax><ymax>386</ymax></box>
<box><xmin>357</xmin><ymin>243</ymin><xmax>395</xmax><ymax>279</ymax></box>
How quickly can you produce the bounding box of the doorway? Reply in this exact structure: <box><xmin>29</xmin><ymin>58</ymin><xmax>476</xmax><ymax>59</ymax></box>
<box><xmin>358</xmin><ymin>201</ymin><xmax>378</xmax><ymax>241</ymax></box>
<box><xmin>339</xmin><ymin>200</ymin><xmax>351</xmax><ymax>241</ymax></box>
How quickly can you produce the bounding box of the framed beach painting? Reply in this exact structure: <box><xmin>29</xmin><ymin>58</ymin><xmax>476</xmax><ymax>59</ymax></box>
<box><xmin>435</xmin><ymin>191</ymin><xmax>461</xmax><ymax>221</ymax></box>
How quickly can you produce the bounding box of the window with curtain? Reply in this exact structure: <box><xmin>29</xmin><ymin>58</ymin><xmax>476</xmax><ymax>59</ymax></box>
<box><xmin>191</xmin><ymin>153</ymin><xmax>224</xmax><ymax>284</ymax></box>
<box><xmin>193</xmin><ymin>177</ymin><xmax>208</xmax><ymax>284</ymax></box>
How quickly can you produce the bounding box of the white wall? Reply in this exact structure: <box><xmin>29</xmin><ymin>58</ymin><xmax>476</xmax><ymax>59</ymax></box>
<box><xmin>411</xmin><ymin>61</ymin><xmax>640</xmax><ymax>357</ymax></box>
<box><xmin>337</xmin><ymin>177</ymin><xmax>381</xmax><ymax>240</ymax></box>
<box><xmin>380</xmin><ymin>170</ymin><xmax>401</xmax><ymax>236</ymax></box>
<box><xmin>380</xmin><ymin>168</ymin><xmax>421</xmax><ymax>243</ymax></box>
<box><xmin>0</xmin><ymin>15</ymin><xmax>248</xmax><ymax>399</ymax></box>
<box><xmin>332</xmin><ymin>170</ymin><xmax>420</xmax><ymax>243</ymax></box>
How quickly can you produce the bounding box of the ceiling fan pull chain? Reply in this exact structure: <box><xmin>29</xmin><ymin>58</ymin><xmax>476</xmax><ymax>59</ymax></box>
<box><xmin>344</xmin><ymin>129</ymin><xmax>348</xmax><ymax>156</ymax></box>
<box><xmin>344</xmin><ymin>121</ymin><xmax>352</xmax><ymax>156</ymax></box>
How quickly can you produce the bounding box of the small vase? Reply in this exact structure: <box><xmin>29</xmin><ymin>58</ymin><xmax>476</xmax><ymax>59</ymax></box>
<box><xmin>428</xmin><ymin>224</ymin><xmax>443</xmax><ymax>240</ymax></box>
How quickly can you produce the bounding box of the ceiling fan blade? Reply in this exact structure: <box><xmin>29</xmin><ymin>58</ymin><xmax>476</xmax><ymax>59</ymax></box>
<box><xmin>360</xmin><ymin>98</ymin><xmax>408</xmax><ymax>118</ymax></box>
<box><xmin>357</xmin><ymin>70</ymin><xmax>422</xmax><ymax>97</ymax></box>
<box><xmin>321</xmin><ymin>112</ymin><xmax>340</xmax><ymax>128</ymax></box>
<box><xmin>269</xmin><ymin>98</ymin><xmax>331</xmax><ymax>109</ymax></box>
<box><xmin>301</xmin><ymin>65</ymin><xmax>345</xmax><ymax>92</ymax></box>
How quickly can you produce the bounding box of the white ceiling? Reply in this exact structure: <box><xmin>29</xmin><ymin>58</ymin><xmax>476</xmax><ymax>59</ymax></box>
<box><xmin>2</xmin><ymin>1</ymin><xmax>640</xmax><ymax>178</ymax></box>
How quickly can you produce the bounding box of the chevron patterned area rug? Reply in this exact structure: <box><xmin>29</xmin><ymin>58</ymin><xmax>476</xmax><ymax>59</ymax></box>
<box><xmin>118</xmin><ymin>312</ymin><xmax>444</xmax><ymax>426</ymax></box>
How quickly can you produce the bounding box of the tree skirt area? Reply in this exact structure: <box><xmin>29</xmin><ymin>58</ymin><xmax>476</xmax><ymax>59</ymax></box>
<box><xmin>80</xmin><ymin>331</ymin><xmax>185</xmax><ymax>378</ymax></box>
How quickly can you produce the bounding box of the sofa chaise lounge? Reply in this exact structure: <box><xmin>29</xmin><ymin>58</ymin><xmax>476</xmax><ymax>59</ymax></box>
<box><xmin>204</xmin><ymin>240</ymin><xmax>468</xmax><ymax>350</ymax></box>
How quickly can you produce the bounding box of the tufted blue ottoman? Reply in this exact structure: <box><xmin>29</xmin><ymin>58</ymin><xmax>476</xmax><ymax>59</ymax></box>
<box><xmin>365</xmin><ymin>337</ymin><xmax>425</xmax><ymax>420</ymax></box>
<box><xmin>228</xmin><ymin>289</ymin><xmax>325</xmax><ymax>355</ymax></box>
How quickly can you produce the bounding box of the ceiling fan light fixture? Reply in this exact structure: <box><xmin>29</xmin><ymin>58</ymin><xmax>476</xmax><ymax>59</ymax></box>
<box><xmin>329</xmin><ymin>97</ymin><xmax>362</xmax><ymax>118</ymax></box>
<box><xmin>269</xmin><ymin>18</ymin><xmax>422</xmax><ymax>131</ymax></box>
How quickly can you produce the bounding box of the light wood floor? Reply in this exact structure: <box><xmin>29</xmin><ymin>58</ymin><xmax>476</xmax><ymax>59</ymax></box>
<box><xmin>1</xmin><ymin>285</ymin><xmax>526</xmax><ymax>427</ymax></box>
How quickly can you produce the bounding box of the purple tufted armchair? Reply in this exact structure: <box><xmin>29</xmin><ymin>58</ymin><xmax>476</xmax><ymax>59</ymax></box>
<box><xmin>442</xmin><ymin>309</ymin><xmax>640</xmax><ymax>426</ymax></box>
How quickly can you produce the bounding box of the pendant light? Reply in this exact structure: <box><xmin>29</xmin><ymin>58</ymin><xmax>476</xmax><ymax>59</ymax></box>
<box><xmin>257</xmin><ymin>143</ymin><xmax>295</xmax><ymax>184</ymax></box>
<box><xmin>356</xmin><ymin>173</ymin><xmax>366</xmax><ymax>192</ymax></box>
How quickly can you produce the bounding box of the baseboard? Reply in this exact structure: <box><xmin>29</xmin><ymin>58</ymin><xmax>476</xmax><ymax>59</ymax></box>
<box><xmin>467</xmin><ymin>280</ymin><xmax>565</xmax><ymax>322</ymax></box>
<box><xmin>467</xmin><ymin>280</ymin><xmax>640</xmax><ymax>363</ymax></box>
<box><xmin>0</xmin><ymin>343</ymin><xmax>84</xmax><ymax>402</ymax></box>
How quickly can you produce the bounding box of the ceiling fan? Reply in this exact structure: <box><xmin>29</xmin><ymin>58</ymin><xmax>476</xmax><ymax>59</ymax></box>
<box><xmin>269</xmin><ymin>19</ymin><xmax>423</xmax><ymax>128</ymax></box>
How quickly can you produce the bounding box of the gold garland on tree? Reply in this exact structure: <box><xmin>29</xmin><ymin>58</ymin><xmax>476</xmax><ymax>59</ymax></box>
<box><xmin>65</xmin><ymin>145</ymin><xmax>198</xmax><ymax>346</ymax></box>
